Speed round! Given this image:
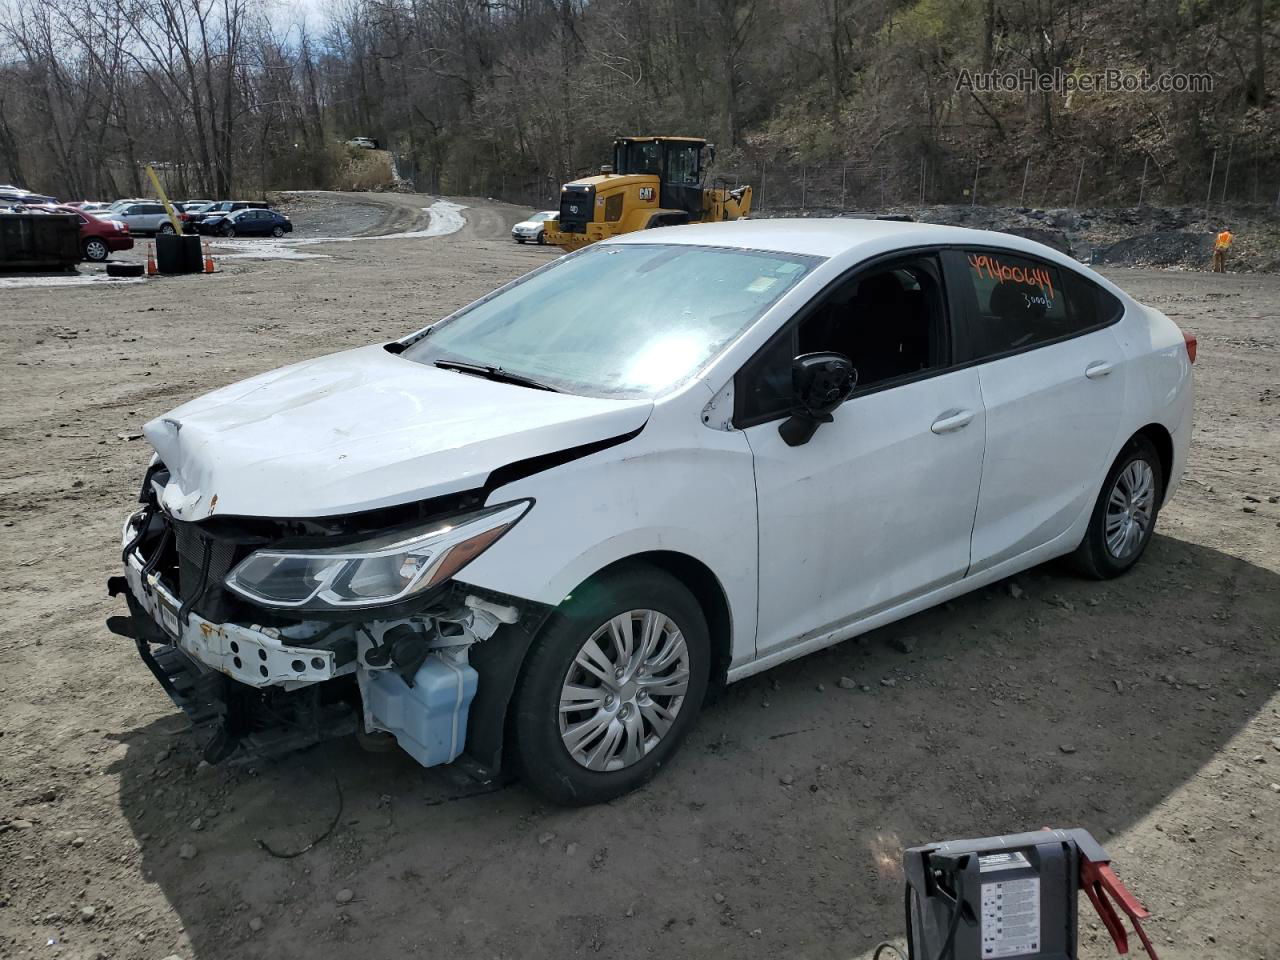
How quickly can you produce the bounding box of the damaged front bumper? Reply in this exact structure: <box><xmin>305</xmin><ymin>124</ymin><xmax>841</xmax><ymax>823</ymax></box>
<box><xmin>111</xmin><ymin>507</ymin><xmax>529</xmax><ymax>771</ymax></box>
<box><xmin>119</xmin><ymin>548</ymin><xmax>342</xmax><ymax>688</ymax></box>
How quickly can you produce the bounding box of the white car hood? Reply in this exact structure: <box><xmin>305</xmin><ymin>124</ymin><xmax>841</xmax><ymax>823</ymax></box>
<box><xmin>144</xmin><ymin>344</ymin><xmax>651</xmax><ymax>521</ymax></box>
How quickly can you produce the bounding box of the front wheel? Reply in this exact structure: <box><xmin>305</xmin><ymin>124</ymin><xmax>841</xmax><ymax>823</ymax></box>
<box><xmin>221</xmin><ymin>225</ymin><xmax>235</xmax><ymax>238</ymax></box>
<box><xmin>536</xmin><ymin>231</ymin><xmax>545</xmax><ymax>245</ymax></box>
<box><xmin>1071</xmin><ymin>435</ymin><xmax>1163</xmax><ymax>579</ymax></box>
<box><xmin>157</xmin><ymin>223</ymin><xmax>175</xmax><ymax>235</ymax></box>
<box><xmin>271</xmin><ymin>225</ymin><xmax>285</xmax><ymax>237</ymax></box>
<box><xmin>511</xmin><ymin>566</ymin><xmax>709</xmax><ymax>805</ymax></box>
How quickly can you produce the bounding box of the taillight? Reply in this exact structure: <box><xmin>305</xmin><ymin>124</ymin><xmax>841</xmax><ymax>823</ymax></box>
<box><xmin>1183</xmin><ymin>330</ymin><xmax>1197</xmax><ymax>364</ymax></box>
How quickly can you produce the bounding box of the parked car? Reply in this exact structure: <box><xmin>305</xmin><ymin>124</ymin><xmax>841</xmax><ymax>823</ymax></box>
<box><xmin>29</xmin><ymin>204</ymin><xmax>132</xmax><ymax>261</ymax></box>
<box><xmin>179</xmin><ymin>200</ymin><xmax>213</xmax><ymax>211</ymax></box>
<box><xmin>198</xmin><ymin>207</ymin><xmax>292</xmax><ymax>238</ymax></box>
<box><xmin>110</xmin><ymin>220</ymin><xmax>1194</xmax><ymax>805</ymax></box>
<box><xmin>108</xmin><ymin>200</ymin><xmax>185</xmax><ymax>235</ymax></box>
<box><xmin>511</xmin><ymin>210</ymin><xmax>556</xmax><ymax>244</ymax></box>
<box><xmin>347</xmin><ymin>137</ymin><xmax>378</xmax><ymax>149</ymax></box>
<box><xmin>0</xmin><ymin>184</ymin><xmax>57</xmax><ymax>204</ymax></box>
<box><xmin>186</xmin><ymin>200</ymin><xmax>270</xmax><ymax>225</ymax></box>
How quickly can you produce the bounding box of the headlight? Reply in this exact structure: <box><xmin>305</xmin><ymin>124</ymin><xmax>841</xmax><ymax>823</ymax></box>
<box><xmin>224</xmin><ymin>501</ymin><xmax>530</xmax><ymax>610</ymax></box>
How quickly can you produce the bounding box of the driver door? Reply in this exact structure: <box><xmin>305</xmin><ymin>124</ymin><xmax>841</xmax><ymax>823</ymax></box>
<box><xmin>736</xmin><ymin>254</ymin><xmax>986</xmax><ymax>656</ymax></box>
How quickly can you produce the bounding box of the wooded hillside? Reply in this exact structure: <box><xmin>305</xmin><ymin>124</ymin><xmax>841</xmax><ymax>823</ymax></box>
<box><xmin>1</xmin><ymin>0</ymin><xmax>1275</xmax><ymax>210</ymax></box>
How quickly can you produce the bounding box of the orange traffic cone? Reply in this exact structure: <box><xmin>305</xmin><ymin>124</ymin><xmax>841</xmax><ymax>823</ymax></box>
<box><xmin>202</xmin><ymin>241</ymin><xmax>215</xmax><ymax>274</ymax></box>
<box><xmin>145</xmin><ymin>242</ymin><xmax>157</xmax><ymax>276</ymax></box>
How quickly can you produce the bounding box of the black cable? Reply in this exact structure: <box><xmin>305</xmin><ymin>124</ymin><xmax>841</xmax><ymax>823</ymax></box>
<box><xmin>936</xmin><ymin>871</ymin><xmax>964</xmax><ymax>960</ymax></box>
<box><xmin>904</xmin><ymin>885</ymin><xmax>916</xmax><ymax>959</ymax></box>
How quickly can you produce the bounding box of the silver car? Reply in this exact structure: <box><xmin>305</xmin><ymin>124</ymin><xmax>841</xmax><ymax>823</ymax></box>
<box><xmin>511</xmin><ymin>210</ymin><xmax>556</xmax><ymax>244</ymax></box>
<box><xmin>110</xmin><ymin>200</ymin><xmax>179</xmax><ymax>235</ymax></box>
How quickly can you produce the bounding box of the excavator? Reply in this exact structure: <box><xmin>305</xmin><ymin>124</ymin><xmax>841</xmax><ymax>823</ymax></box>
<box><xmin>543</xmin><ymin>136</ymin><xmax>751</xmax><ymax>251</ymax></box>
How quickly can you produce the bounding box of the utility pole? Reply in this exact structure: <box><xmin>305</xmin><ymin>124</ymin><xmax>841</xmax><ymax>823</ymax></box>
<box><xmin>1220</xmin><ymin>137</ymin><xmax>1234</xmax><ymax>204</ymax></box>
<box><xmin>1072</xmin><ymin>158</ymin><xmax>1085</xmax><ymax>208</ymax></box>
<box><xmin>840</xmin><ymin>163</ymin><xmax>847</xmax><ymax>210</ymax></box>
<box><xmin>1205</xmin><ymin>148</ymin><xmax>1218</xmax><ymax>206</ymax></box>
<box><xmin>1020</xmin><ymin>159</ymin><xmax>1031</xmax><ymax>206</ymax></box>
<box><xmin>971</xmin><ymin>162</ymin><xmax>980</xmax><ymax>205</ymax></box>
<box><xmin>1138</xmin><ymin>155</ymin><xmax>1148</xmax><ymax>207</ymax></box>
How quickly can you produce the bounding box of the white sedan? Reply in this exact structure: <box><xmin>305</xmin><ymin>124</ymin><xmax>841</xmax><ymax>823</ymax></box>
<box><xmin>112</xmin><ymin>219</ymin><xmax>1194</xmax><ymax>805</ymax></box>
<box><xmin>511</xmin><ymin>210</ymin><xmax>556</xmax><ymax>244</ymax></box>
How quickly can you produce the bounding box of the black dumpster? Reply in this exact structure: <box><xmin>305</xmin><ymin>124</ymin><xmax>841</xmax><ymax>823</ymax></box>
<box><xmin>156</xmin><ymin>233</ymin><xmax>204</xmax><ymax>274</ymax></box>
<box><xmin>0</xmin><ymin>212</ymin><xmax>80</xmax><ymax>270</ymax></box>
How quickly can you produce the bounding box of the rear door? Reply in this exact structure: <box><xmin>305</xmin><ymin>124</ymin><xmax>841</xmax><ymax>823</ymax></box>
<box><xmin>139</xmin><ymin>203</ymin><xmax>165</xmax><ymax>231</ymax></box>
<box><xmin>945</xmin><ymin>249</ymin><xmax>1126</xmax><ymax>574</ymax></box>
<box><xmin>739</xmin><ymin>252</ymin><xmax>986</xmax><ymax>656</ymax></box>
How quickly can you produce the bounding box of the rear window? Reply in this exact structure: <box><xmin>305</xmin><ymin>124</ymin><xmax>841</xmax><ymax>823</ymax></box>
<box><xmin>953</xmin><ymin>250</ymin><xmax>1122</xmax><ymax>362</ymax></box>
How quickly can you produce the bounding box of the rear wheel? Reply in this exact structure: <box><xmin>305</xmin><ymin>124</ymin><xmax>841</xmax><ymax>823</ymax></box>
<box><xmin>1071</xmin><ymin>435</ymin><xmax>1163</xmax><ymax>579</ymax></box>
<box><xmin>82</xmin><ymin>238</ymin><xmax>109</xmax><ymax>262</ymax></box>
<box><xmin>511</xmin><ymin>566</ymin><xmax>709</xmax><ymax>805</ymax></box>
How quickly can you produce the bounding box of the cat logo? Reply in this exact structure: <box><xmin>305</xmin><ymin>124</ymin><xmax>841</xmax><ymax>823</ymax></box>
<box><xmin>639</xmin><ymin>186</ymin><xmax>655</xmax><ymax>201</ymax></box>
<box><xmin>568</xmin><ymin>204</ymin><xmax>579</xmax><ymax>214</ymax></box>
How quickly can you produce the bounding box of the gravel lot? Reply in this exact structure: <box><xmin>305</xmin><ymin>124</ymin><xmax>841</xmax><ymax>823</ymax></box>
<box><xmin>1</xmin><ymin>195</ymin><xmax>1277</xmax><ymax>960</ymax></box>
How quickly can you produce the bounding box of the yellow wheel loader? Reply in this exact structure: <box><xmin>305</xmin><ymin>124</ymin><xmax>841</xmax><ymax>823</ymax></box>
<box><xmin>544</xmin><ymin>136</ymin><xmax>751</xmax><ymax>251</ymax></box>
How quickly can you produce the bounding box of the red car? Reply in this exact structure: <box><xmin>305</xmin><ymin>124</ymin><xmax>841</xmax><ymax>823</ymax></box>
<box><xmin>30</xmin><ymin>204</ymin><xmax>133</xmax><ymax>262</ymax></box>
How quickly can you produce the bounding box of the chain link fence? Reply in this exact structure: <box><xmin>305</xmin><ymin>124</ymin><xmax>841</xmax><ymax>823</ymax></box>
<box><xmin>476</xmin><ymin>149</ymin><xmax>1278</xmax><ymax>216</ymax></box>
<box><xmin>733</xmin><ymin>147</ymin><xmax>1280</xmax><ymax>215</ymax></box>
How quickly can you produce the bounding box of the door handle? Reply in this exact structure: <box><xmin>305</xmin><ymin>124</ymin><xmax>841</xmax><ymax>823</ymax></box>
<box><xmin>1085</xmin><ymin>361</ymin><xmax>1115</xmax><ymax>379</ymax></box>
<box><xmin>931</xmin><ymin>409</ymin><xmax>975</xmax><ymax>434</ymax></box>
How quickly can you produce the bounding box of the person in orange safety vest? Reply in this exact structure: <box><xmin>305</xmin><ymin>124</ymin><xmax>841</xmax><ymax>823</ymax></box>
<box><xmin>1211</xmin><ymin>228</ymin><xmax>1233</xmax><ymax>272</ymax></box>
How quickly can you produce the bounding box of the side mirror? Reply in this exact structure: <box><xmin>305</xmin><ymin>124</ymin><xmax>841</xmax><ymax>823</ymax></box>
<box><xmin>778</xmin><ymin>352</ymin><xmax>856</xmax><ymax>447</ymax></box>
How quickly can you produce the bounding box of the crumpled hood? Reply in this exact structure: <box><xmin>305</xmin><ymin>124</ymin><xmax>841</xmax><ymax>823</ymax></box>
<box><xmin>144</xmin><ymin>344</ymin><xmax>651</xmax><ymax>521</ymax></box>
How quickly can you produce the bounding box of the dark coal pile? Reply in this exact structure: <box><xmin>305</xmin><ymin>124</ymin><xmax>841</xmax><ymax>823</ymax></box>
<box><xmin>1092</xmin><ymin>231</ymin><xmax>1216</xmax><ymax>268</ymax></box>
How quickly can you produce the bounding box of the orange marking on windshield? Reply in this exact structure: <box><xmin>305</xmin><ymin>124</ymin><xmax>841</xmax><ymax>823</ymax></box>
<box><xmin>968</xmin><ymin>254</ymin><xmax>1055</xmax><ymax>300</ymax></box>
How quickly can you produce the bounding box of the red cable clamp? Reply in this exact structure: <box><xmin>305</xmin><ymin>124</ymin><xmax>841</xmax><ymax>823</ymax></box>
<box><xmin>1079</xmin><ymin>850</ymin><xmax>1160</xmax><ymax>960</ymax></box>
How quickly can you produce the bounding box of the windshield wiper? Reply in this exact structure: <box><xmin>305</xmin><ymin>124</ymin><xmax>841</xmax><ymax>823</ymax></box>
<box><xmin>432</xmin><ymin>359</ymin><xmax>561</xmax><ymax>392</ymax></box>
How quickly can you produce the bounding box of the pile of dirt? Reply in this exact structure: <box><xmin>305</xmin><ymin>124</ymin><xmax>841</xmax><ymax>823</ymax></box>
<box><xmin>798</xmin><ymin>202</ymin><xmax>1280</xmax><ymax>272</ymax></box>
<box><xmin>1092</xmin><ymin>231</ymin><xmax>1215</xmax><ymax>268</ymax></box>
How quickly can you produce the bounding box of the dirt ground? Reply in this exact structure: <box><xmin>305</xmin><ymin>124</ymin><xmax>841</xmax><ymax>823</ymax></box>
<box><xmin>1</xmin><ymin>194</ymin><xmax>1277</xmax><ymax>960</ymax></box>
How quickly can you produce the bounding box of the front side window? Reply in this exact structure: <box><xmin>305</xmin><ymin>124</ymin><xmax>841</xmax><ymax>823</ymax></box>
<box><xmin>402</xmin><ymin>243</ymin><xmax>819</xmax><ymax>399</ymax></box>
<box><xmin>736</xmin><ymin>255</ymin><xmax>949</xmax><ymax>424</ymax></box>
<box><xmin>666</xmin><ymin>145</ymin><xmax>700</xmax><ymax>185</ymax></box>
<box><xmin>954</xmin><ymin>250</ymin><xmax>1121</xmax><ymax>361</ymax></box>
<box><xmin>603</xmin><ymin>193</ymin><xmax>624</xmax><ymax>222</ymax></box>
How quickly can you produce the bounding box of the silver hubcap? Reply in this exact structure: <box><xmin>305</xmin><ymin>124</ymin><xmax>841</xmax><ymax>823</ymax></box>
<box><xmin>86</xmin><ymin>241</ymin><xmax>106</xmax><ymax>259</ymax></box>
<box><xmin>1106</xmin><ymin>459</ymin><xmax>1155</xmax><ymax>558</ymax></box>
<box><xmin>558</xmin><ymin>609</ymin><xmax>690</xmax><ymax>772</ymax></box>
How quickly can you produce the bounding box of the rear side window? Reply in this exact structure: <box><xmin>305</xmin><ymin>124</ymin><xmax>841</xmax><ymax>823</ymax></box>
<box><xmin>951</xmin><ymin>250</ymin><xmax>1121</xmax><ymax>362</ymax></box>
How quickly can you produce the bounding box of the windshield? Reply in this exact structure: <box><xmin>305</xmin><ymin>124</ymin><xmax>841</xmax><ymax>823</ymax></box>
<box><xmin>529</xmin><ymin>212</ymin><xmax>553</xmax><ymax>222</ymax></box>
<box><xmin>402</xmin><ymin>243</ymin><xmax>818</xmax><ymax>399</ymax></box>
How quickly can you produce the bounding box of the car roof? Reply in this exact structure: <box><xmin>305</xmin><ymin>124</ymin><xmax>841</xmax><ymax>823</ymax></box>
<box><xmin>602</xmin><ymin>216</ymin><xmax>1081</xmax><ymax>266</ymax></box>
